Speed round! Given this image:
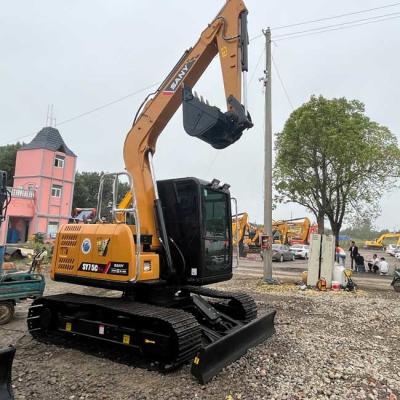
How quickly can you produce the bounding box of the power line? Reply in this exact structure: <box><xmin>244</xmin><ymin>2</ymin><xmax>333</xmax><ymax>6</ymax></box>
<box><xmin>250</xmin><ymin>2</ymin><xmax>400</xmax><ymax>41</ymax></box>
<box><xmin>271</xmin><ymin>55</ymin><xmax>294</xmax><ymax>110</ymax></box>
<box><xmin>0</xmin><ymin>81</ymin><xmax>161</xmax><ymax>146</ymax></box>
<box><xmin>274</xmin><ymin>11</ymin><xmax>400</xmax><ymax>39</ymax></box>
<box><xmin>272</xmin><ymin>2</ymin><xmax>400</xmax><ymax>30</ymax></box>
<box><xmin>3</xmin><ymin>4</ymin><xmax>400</xmax><ymax>146</ymax></box>
<box><xmin>274</xmin><ymin>14</ymin><xmax>400</xmax><ymax>42</ymax></box>
<box><xmin>57</xmin><ymin>81</ymin><xmax>160</xmax><ymax>126</ymax></box>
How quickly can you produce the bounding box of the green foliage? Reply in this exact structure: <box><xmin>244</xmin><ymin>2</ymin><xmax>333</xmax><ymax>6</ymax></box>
<box><xmin>340</xmin><ymin>217</ymin><xmax>386</xmax><ymax>241</ymax></box>
<box><xmin>72</xmin><ymin>171</ymin><xmax>130</xmax><ymax>220</ymax></box>
<box><xmin>274</xmin><ymin>95</ymin><xmax>400</xmax><ymax>239</ymax></box>
<box><xmin>72</xmin><ymin>171</ymin><xmax>102</xmax><ymax>209</ymax></box>
<box><xmin>0</xmin><ymin>143</ymin><xmax>22</xmax><ymax>186</ymax></box>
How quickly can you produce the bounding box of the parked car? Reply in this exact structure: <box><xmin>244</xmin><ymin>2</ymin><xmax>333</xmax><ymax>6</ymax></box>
<box><xmin>272</xmin><ymin>244</ymin><xmax>295</xmax><ymax>262</ymax></box>
<box><xmin>386</xmin><ymin>244</ymin><xmax>397</xmax><ymax>256</ymax></box>
<box><xmin>289</xmin><ymin>244</ymin><xmax>310</xmax><ymax>259</ymax></box>
<box><xmin>395</xmin><ymin>248</ymin><xmax>400</xmax><ymax>260</ymax></box>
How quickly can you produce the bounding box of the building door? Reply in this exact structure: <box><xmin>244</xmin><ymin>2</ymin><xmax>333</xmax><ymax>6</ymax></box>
<box><xmin>24</xmin><ymin>220</ymin><xmax>30</xmax><ymax>242</ymax></box>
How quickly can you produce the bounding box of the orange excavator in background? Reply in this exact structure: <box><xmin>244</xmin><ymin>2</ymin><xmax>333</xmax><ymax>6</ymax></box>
<box><xmin>272</xmin><ymin>217</ymin><xmax>312</xmax><ymax>245</ymax></box>
<box><xmin>232</xmin><ymin>212</ymin><xmax>250</xmax><ymax>257</ymax></box>
<box><xmin>27</xmin><ymin>0</ymin><xmax>275</xmax><ymax>385</ymax></box>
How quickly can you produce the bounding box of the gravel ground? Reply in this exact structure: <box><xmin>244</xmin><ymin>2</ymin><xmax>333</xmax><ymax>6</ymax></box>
<box><xmin>1</xmin><ymin>275</ymin><xmax>399</xmax><ymax>400</ymax></box>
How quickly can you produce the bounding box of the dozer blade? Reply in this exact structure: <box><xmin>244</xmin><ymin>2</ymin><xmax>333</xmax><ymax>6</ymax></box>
<box><xmin>0</xmin><ymin>346</ymin><xmax>15</xmax><ymax>400</ymax></box>
<box><xmin>191</xmin><ymin>308</ymin><xmax>276</xmax><ymax>384</ymax></box>
<box><xmin>182</xmin><ymin>86</ymin><xmax>253</xmax><ymax>149</ymax></box>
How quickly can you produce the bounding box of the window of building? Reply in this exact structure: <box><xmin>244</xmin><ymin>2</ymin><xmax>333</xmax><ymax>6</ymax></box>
<box><xmin>47</xmin><ymin>222</ymin><xmax>59</xmax><ymax>238</ymax></box>
<box><xmin>54</xmin><ymin>155</ymin><xmax>65</xmax><ymax>168</ymax></box>
<box><xmin>51</xmin><ymin>184</ymin><xmax>62</xmax><ymax>197</ymax></box>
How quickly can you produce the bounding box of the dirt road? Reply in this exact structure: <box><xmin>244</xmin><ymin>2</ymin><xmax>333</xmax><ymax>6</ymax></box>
<box><xmin>1</xmin><ymin>274</ymin><xmax>399</xmax><ymax>400</ymax></box>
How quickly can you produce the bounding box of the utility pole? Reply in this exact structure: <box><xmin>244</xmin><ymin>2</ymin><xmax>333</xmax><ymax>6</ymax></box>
<box><xmin>262</xmin><ymin>28</ymin><xmax>273</xmax><ymax>282</ymax></box>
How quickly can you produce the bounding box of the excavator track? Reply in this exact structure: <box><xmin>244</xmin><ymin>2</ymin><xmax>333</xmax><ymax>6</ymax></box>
<box><xmin>27</xmin><ymin>293</ymin><xmax>202</xmax><ymax>369</ymax></box>
<box><xmin>184</xmin><ymin>286</ymin><xmax>258</xmax><ymax>323</ymax></box>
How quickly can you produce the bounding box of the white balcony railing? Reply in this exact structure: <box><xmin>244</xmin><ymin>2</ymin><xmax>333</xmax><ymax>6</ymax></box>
<box><xmin>7</xmin><ymin>186</ymin><xmax>35</xmax><ymax>199</ymax></box>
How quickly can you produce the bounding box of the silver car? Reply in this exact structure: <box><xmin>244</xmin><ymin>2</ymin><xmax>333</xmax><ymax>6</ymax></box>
<box><xmin>272</xmin><ymin>244</ymin><xmax>295</xmax><ymax>262</ymax></box>
<box><xmin>289</xmin><ymin>244</ymin><xmax>310</xmax><ymax>259</ymax></box>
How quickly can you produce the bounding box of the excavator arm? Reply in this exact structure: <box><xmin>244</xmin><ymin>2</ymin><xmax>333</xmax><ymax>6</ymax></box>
<box><xmin>123</xmin><ymin>0</ymin><xmax>252</xmax><ymax>252</ymax></box>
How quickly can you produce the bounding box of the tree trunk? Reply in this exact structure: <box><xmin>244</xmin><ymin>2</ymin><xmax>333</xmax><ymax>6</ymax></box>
<box><xmin>317</xmin><ymin>213</ymin><xmax>325</xmax><ymax>234</ymax></box>
<box><xmin>331</xmin><ymin>224</ymin><xmax>340</xmax><ymax>245</ymax></box>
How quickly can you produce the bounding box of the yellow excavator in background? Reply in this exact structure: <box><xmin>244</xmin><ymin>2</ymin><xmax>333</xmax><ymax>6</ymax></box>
<box><xmin>364</xmin><ymin>233</ymin><xmax>400</xmax><ymax>249</ymax></box>
<box><xmin>27</xmin><ymin>0</ymin><xmax>275</xmax><ymax>385</ymax></box>
<box><xmin>232</xmin><ymin>214</ymin><xmax>312</xmax><ymax>256</ymax></box>
<box><xmin>272</xmin><ymin>217</ymin><xmax>311</xmax><ymax>245</ymax></box>
<box><xmin>232</xmin><ymin>212</ymin><xmax>250</xmax><ymax>257</ymax></box>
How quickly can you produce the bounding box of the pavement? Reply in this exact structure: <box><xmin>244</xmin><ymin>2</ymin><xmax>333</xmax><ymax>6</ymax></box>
<box><xmin>233</xmin><ymin>249</ymin><xmax>398</xmax><ymax>290</ymax></box>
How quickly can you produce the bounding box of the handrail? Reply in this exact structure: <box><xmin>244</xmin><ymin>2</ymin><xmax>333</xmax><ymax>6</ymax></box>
<box><xmin>95</xmin><ymin>172</ymin><xmax>141</xmax><ymax>283</ymax></box>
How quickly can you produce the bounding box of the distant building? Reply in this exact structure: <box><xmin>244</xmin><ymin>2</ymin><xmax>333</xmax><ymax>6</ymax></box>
<box><xmin>1</xmin><ymin>127</ymin><xmax>76</xmax><ymax>243</ymax></box>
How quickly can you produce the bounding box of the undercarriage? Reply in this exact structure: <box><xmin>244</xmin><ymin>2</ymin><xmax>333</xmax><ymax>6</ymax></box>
<box><xmin>28</xmin><ymin>286</ymin><xmax>275</xmax><ymax>383</ymax></box>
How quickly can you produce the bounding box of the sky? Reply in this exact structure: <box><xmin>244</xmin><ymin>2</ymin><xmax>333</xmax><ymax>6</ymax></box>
<box><xmin>1</xmin><ymin>0</ymin><xmax>399</xmax><ymax>229</ymax></box>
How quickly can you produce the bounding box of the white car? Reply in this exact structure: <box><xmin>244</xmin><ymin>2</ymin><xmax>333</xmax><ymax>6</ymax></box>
<box><xmin>395</xmin><ymin>252</ymin><xmax>400</xmax><ymax>260</ymax></box>
<box><xmin>289</xmin><ymin>244</ymin><xmax>310</xmax><ymax>259</ymax></box>
<box><xmin>386</xmin><ymin>244</ymin><xmax>397</xmax><ymax>256</ymax></box>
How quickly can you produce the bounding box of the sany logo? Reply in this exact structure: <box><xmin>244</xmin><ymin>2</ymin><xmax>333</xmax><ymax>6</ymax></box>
<box><xmin>81</xmin><ymin>238</ymin><xmax>91</xmax><ymax>254</ymax></box>
<box><xmin>163</xmin><ymin>57</ymin><xmax>198</xmax><ymax>94</ymax></box>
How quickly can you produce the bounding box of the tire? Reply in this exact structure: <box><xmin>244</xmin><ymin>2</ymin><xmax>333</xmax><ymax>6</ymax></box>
<box><xmin>0</xmin><ymin>301</ymin><xmax>15</xmax><ymax>325</ymax></box>
<box><xmin>393</xmin><ymin>281</ymin><xmax>400</xmax><ymax>293</ymax></box>
<box><xmin>280</xmin><ymin>254</ymin><xmax>284</xmax><ymax>263</ymax></box>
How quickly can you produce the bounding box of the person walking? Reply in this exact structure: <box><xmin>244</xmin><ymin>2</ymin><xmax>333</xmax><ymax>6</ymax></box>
<box><xmin>348</xmin><ymin>241</ymin><xmax>358</xmax><ymax>270</ymax></box>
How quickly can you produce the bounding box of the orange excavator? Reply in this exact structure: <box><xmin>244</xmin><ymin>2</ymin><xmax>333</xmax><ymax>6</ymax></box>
<box><xmin>272</xmin><ymin>217</ymin><xmax>312</xmax><ymax>245</ymax></box>
<box><xmin>26</xmin><ymin>0</ymin><xmax>275</xmax><ymax>385</ymax></box>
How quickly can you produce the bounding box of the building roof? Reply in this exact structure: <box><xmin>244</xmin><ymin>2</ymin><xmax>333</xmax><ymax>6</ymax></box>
<box><xmin>21</xmin><ymin>127</ymin><xmax>76</xmax><ymax>156</ymax></box>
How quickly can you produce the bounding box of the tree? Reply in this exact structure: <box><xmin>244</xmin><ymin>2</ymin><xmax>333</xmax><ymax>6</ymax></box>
<box><xmin>340</xmin><ymin>217</ymin><xmax>382</xmax><ymax>241</ymax></box>
<box><xmin>72</xmin><ymin>171</ymin><xmax>130</xmax><ymax>219</ymax></box>
<box><xmin>0</xmin><ymin>143</ymin><xmax>22</xmax><ymax>186</ymax></box>
<box><xmin>274</xmin><ymin>95</ymin><xmax>400</xmax><ymax>241</ymax></box>
<box><xmin>72</xmin><ymin>172</ymin><xmax>101</xmax><ymax>209</ymax></box>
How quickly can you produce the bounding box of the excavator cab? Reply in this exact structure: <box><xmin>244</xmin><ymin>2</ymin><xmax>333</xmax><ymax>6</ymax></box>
<box><xmin>158</xmin><ymin>177</ymin><xmax>233</xmax><ymax>284</ymax></box>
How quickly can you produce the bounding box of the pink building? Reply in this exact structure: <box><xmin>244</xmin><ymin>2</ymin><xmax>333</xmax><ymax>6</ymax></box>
<box><xmin>1</xmin><ymin>127</ymin><xmax>76</xmax><ymax>243</ymax></box>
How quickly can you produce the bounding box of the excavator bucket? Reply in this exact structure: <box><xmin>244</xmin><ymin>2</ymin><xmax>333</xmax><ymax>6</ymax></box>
<box><xmin>182</xmin><ymin>86</ymin><xmax>253</xmax><ymax>149</ymax></box>
<box><xmin>0</xmin><ymin>346</ymin><xmax>15</xmax><ymax>400</ymax></box>
<box><xmin>191</xmin><ymin>308</ymin><xmax>276</xmax><ymax>384</ymax></box>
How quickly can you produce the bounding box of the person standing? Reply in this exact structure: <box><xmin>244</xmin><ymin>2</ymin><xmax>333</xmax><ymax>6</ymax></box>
<box><xmin>348</xmin><ymin>241</ymin><xmax>358</xmax><ymax>270</ymax></box>
<box><xmin>335</xmin><ymin>244</ymin><xmax>346</xmax><ymax>266</ymax></box>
